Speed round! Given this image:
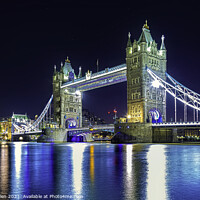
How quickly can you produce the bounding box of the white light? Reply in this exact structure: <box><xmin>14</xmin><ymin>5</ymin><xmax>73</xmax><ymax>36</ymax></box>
<box><xmin>65</xmin><ymin>89</ymin><xmax>68</xmax><ymax>93</ymax></box>
<box><xmin>75</xmin><ymin>90</ymin><xmax>81</xmax><ymax>96</ymax></box>
<box><xmin>147</xmin><ymin>47</ymin><xmax>151</xmax><ymax>52</ymax></box>
<box><xmin>152</xmin><ymin>79</ymin><xmax>160</xmax><ymax>88</ymax></box>
<box><xmin>19</xmin><ymin>137</ymin><xmax>23</xmax><ymax>140</ymax></box>
<box><xmin>127</xmin><ymin>115</ymin><xmax>131</xmax><ymax>119</ymax></box>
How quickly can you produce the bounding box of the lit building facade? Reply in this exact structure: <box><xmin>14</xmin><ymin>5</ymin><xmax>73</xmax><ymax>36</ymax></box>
<box><xmin>53</xmin><ymin>57</ymin><xmax>82</xmax><ymax>128</ymax></box>
<box><xmin>126</xmin><ymin>21</ymin><xmax>167</xmax><ymax>123</ymax></box>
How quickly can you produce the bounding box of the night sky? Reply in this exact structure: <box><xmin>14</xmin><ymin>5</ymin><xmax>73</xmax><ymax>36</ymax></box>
<box><xmin>0</xmin><ymin>0</ymin><xmax>200</xmax><ymax>123</ymax></box>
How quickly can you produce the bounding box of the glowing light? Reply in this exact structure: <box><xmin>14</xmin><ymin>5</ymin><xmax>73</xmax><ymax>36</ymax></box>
<box><xmin>147</xmin><ymin>46</ymin><xmax>151</xmax><ymax>52</ymax></box>
<box><xmin>75</xmin><ymin>90</ymin><xmax>81</xmax><ymax>96</ymax></box>
<box><xmin>146</xmin><ymin>145</ymin><xmax>168</xmax><ymax>200</ymax></box>
<box><xmin>127</xmin><ymin>115</ymin><xmax>131</xmax><ymax>119</ymax></box>
<box><xmin>138</xmin><ymin>45</ymin><xmax>140</xmax><ymax>51</ymax></box>
<box><xmin>152</xmin><ymin>79</ymin><xmax>160</xmax><ymax>88</ymax></box>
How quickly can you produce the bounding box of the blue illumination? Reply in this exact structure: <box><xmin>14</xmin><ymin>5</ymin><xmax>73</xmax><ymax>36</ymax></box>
<box><xmin>65</xmin><ymin>118</ymin><xmax>77</xmax><ymax>128</ymax></box>
<box><xmin>149</xmin><ymin>108</ymin><xmax>162</xmax><ymax>123</ymax></box>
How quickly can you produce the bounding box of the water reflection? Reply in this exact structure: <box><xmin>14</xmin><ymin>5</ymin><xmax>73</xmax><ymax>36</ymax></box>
<box><xmin>14</xmin><ymin>142</ymin><xmax>22</xmax><ymax>180</ymax></box>
<box><xmin>124</xmin><ymin>145</ymin><xmax>134</xmax><ymax>200</ymax></box>
<box><xmin>90</xmin><ymin>145</ymin><xmax>94</xmax><ymax>184</ymax></box>
<box><xmin>70</xmin><ymin>143</ymin><xmax>87</xmax><ymax>195</ymax></box>
<box><xmin>1</xmin><ymin>142</ymin><xmax>200</xmax><ymax>200</ymax></box>
<box><xmin>146</xmin><ymin>145</ymin><xmax>167</xmax><ymax>200</ymax></box>
<box><xmin>0</xmin><ymin>143</ymin><xmax>9</xmax><ymax>195</ymax></box>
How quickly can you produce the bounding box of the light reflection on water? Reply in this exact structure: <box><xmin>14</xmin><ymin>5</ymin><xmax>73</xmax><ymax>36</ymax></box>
<box><xmin>146</xmin><ymin>145</ymin><xmax>167</xmax><ymax>200</ymax></box>
<box><xmin>0</xmin><ymin>142</ymin><xmax>200</xmax><ymax>200</ymax></box>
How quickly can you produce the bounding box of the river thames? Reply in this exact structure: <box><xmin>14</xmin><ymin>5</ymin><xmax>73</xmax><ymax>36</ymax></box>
<box><xmin>0</xmin><ymin>142</ymin><xmax>200</xmax><ymax>200</ymax></box>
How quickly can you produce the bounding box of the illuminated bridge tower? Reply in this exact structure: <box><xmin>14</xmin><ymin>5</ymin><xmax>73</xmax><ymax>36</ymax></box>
<box><xmin>126</xmin><ymin>21</ymin><xmax>167</xmax><ymax>123</ymax></box>
<box><xmin>53</xmin><ymin>57</ymin><xmax>82</xmax><ymax>128</ymax></box>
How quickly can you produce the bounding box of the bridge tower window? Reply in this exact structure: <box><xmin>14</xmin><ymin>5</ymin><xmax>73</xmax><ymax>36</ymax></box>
<box><xmin>70</xmin><ymin>96</ymin><xmax>73</xmax><ymax>102</ymax></box>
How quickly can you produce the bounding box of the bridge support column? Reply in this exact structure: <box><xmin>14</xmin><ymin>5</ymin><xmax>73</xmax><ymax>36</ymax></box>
<box><xmin>193</xmin><ymin>108</ymin><xmax>195</xmax><ymax>122</ymax></box>
<box><xmin>175</xmin><ymin>90</ymin><xmax>177</xmax><ymax>122</ymax></box>
<box><xmin>184</xmin><ymin>92</ymin><xmax>187</xmax><ymax>122</ymax></box>
<box><xmin>172</xmin><ymin>128</ymin><xmax>178</xmax><ymax>143</ymax></box>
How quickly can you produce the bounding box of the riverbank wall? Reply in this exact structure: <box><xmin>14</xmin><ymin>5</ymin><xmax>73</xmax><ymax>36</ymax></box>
<box><xmin>37</xmin><ymin>128</ymin><xmax>93</xmax><ymax>142</ymax></box>
<box><xmin>112</xmin><ymin>123</ymin><xmax>177</xmax><ymax>143</ymax></box>
<box><xmin>37</xmin><ymin>128</ymin><xmax>68</xmax><ymax>142</ymax></box>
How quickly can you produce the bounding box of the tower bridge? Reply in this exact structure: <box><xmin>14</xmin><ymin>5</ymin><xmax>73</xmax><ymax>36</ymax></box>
<box><xmin>5</xmin><ymin>21</ymin><xmax>200</xmax><ymax>143</ymax></box>
<box><xmin>53</xmin><ymin>20</ymin><xmax>167</xmax><ymax>132</ymax></box>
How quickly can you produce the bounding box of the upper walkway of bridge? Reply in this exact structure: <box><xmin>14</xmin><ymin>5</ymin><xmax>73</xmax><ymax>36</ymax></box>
<box><xmin>61</xmin><ymin>63</ymin><xmax>127</xmax><ymax>91</ymax></box>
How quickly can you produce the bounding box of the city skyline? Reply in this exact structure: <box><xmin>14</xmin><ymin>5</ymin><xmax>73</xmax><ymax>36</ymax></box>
<box><xmin>0</xmin><ymin>1</ymin><xmax>200</xmax><ymax>123</ymax></box>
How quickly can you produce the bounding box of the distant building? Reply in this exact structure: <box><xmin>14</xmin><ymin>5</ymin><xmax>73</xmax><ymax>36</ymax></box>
<box><xmin>82</xmin><ymin>109</ymin><xmax>105</xmax><ymax>127</ymax></box>
<box><xmin>0</xmin><ymin>119</ymin><xmax>9</xmax><ymax>134</ymax></box>
<box><xmin>11</xmin><ymin>113</ymin><xmax>31</xmax><ymax>133</ymax></box>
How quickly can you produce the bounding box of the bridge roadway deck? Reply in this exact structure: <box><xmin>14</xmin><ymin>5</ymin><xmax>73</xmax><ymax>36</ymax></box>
<box><xmin>67</xmin><ymin>124</ymin><xmax>114</xmax><ymax>131</ymax></box>
<box><xmin>12</xmin><ymin>130</ymin><xmax>42</xmax><ymax>136</ymax></box>
<box><xmin>67</xmin><ymin>124</ymin><xmax>114</xmax><ymax>136</ymax></box>
<box><xmin>12</xmin><ymin>124</ymin><xmax>114</xmax><ymax>136</ymax></box>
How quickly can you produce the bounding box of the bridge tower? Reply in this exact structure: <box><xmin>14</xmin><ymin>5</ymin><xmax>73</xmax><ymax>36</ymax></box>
<box><xmin>126</xmin><ymin>21</ymin><xmax>167</xmax><ymax>123</ymax></box>
<box><xmin>53</xmin><ymin>58</ymin><xmax>82</xmax><ymax>128</ymax></box>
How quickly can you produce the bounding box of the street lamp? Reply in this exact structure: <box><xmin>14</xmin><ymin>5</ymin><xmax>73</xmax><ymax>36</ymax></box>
<box><xmin>127</xmin><ymin>114</ymin><xmax>131</xmax><ymax>122</ymax></box>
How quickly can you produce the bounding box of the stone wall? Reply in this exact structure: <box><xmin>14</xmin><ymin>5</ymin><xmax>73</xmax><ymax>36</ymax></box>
<box><xmin>37</xmin><ymin>128</ymin><xmax>94</xmax><ymax>143</ymax></box>
<box><xmin>152</xmin><ymin>127</ymin><xmax>177</xmax><ymax>143</ymax></box>
<box><xmin>112</xmin><ymin>123</ymin><xmax>153</xmax><ymax>143</ymax></box>
<box><xmin>37</xmin><ymin>128</ymin><xmax>68</xmax><ymax>142</ymax></box>
<box><xmin>113</xmin><ymin>122</ymin><xmax>178</xmax><ymax>143</ymax></box>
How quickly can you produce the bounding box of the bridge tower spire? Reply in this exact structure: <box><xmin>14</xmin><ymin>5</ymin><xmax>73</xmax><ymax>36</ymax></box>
<box><xmin>126</xmin><ymin>21</ymin><xmax>167</xmax><ymax>124</ymax></box>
